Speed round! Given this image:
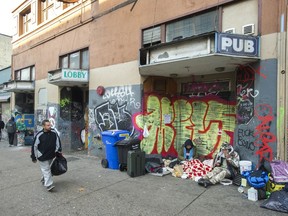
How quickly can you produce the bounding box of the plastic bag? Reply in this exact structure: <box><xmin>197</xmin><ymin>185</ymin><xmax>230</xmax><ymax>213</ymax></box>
<box><xmin>270</xmin><ymin>160</ymin><xmax>288</xmax><ymax>183</ymax></box>
<box><xmin>260</xmin><ymin>190</ymin><xmax>288</xmax><ymax>213</ymax></box>
<box><xmin>143</xmin><ymin>124</ymin><xmax>149</xmax><ymax>138</ymax></box>
<box><xmin>50</xmin><ymin>154</ymin><xmax>68</xmax><ymax>176</ymax></box>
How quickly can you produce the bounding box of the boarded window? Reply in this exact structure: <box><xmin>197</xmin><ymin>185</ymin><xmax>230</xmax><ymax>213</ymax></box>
<box><xmin>166</xmin><ymin>10</ymin><xmax>218</xmax><ymax>42</ymax></box>
<box><xmin>142</xmin><ymin>26</ymin><xmax>161</xmax><ymax>47</ymax></box>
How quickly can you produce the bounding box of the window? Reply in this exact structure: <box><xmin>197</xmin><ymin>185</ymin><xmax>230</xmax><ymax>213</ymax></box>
<box><xmin>39</xmin><ymin>0</ymin><xmax>54</xmax><ymax>24</ymax></box>
<box><xmin>142</xmin><ymin>10</ymin><xmax>219</xmax><ymax>47</ymax></box>
<box><xmin>166</xmin><ymin>10</ymin><xmax>218</xmax><ymax>42</ymax></box>
<box><xmin>19</xmin><ymin>6</ymin><xmax>32</xmax><ymax>35</ymax></box>
<box><xmin>15</xmin><ymin>66</ymin><xmax>35</xmax><ymax>81</ymax></box>
<box><xmin>60</xmin><ymin>48</ymin><xmax>89</xmax><ymax>69</ymax></box>
<box><xmin>142</xmin><ymin>26</ymin><xmax>161</xmax><ymax>47</ymax></box>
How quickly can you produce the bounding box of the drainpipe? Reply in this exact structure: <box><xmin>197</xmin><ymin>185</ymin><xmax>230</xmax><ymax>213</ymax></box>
<box><xmin>277</xmin><ymin>0</ymin><xmax>287</xmax><ymax>160</ymax></box>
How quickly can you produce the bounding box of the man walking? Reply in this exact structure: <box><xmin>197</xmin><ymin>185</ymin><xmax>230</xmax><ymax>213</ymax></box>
<box><xmin>31</xmin><ymin>119</ymin><xmax>62</xmax><ymax>191</ymax></box>
<box><xmin>6</xmin><ymin>117</ymin><xmax>16</xmax><ymax>147</ymax></box>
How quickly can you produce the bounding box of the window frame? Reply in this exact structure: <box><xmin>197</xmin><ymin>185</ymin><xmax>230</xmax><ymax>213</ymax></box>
<box><xmin>14</xmin><ymin>66</ymin><xmax>35</xmax><ymax>81</ymax></box>
<box><xmin>59</xmin><ymin>48</ymin><xmax>89</xmax><ymax>70</ymax></box>
<box><xmin>19</xmin><ymin>6</ymin><xmax>32</xmax><ymax>35</ymax></box>
<box><xmin>142</xmin><ymin>9</ymin><xmax>219</xmax><ymax>48</ymax></box>
<box><xmin>39</xmin><ymin>0</ymin><xmax>54</xmax><ymax>24</ymax></box>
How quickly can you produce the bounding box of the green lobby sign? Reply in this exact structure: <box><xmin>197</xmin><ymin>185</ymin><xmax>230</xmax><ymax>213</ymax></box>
<box><xmin>62</xmin><ymin>69</ymin><xmax>88</xmax><ymax>82</ymax></box>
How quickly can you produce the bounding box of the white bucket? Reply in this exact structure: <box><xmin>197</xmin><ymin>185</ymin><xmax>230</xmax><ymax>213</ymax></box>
<box><xmin>239</xmin><ymin>160</ymin><xmax>252</xmax><ymax>174</ymax></box>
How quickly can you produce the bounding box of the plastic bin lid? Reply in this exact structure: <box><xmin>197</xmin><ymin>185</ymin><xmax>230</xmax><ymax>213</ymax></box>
<box><xmin>116</xmin><ymin>138</ymin><xmax>141</xmax><ymax>146</ymax></box>
<box><xmin>101</xmin><ymin>130</ymin><xmax>130</xmax><ymax>137</ymax></box>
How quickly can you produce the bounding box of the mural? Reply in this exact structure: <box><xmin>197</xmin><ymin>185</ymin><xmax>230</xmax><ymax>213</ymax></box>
<box><xmin>133</xmin><ymin>94</ymin><xmax>236</xmax><ymax>158</ymax></box>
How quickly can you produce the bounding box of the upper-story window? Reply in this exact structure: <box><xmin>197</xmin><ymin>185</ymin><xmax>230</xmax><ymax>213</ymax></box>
<box><xmin>39</xmin><ymin>0</ymin><xmax>54</xmax><ymax>24</ymax></box>
<box><xmin>15</xmin><ymin>66</ymin><xmax>35</xmax><ymax>81</ymax></box>
<box><xmin>142</xmin><ymin>10</ymin><xmax>219</xmax><ymax>47</ymax></box>
<box><xmin>60</xmin><ymin>48</ymin><xmax>89</xmax><ymax>70</ymax></box>
<box><xmin>19</xmin><ymin>6</ymin><xmax>32</xmax><ymax>35</ymax></box>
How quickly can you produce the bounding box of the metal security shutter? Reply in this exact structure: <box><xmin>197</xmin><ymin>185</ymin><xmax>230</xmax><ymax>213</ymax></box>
<box><xmin>142</xmin><ymin>26</ymin><xmax>161</xmax><ymax>46</ymax></box>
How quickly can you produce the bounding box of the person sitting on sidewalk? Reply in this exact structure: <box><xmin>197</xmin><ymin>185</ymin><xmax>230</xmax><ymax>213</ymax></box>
<box><xmin>183</xmin><ymin>139</ymin><xmax>197</xmax><ymax>160</ymax></box>
<box><xmin>30</xmin><ymin>119</ymin><xmax>62</xmax><ymax>192</ymax></box>
<box><xmin>198</xmin><ymin>142</ymin><xmax>240</xmax><ymax>188</ymax></box>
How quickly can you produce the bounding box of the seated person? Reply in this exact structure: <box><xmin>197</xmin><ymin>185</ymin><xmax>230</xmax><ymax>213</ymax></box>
<box><xmin>178</xmin><ymin>139</ymin><xmax>197</xmax><ymax>161</ymax></box>
<box><xmin>198</xmin><ymin>142</ymin><xmax>239</xmax><ymax>188</ymax></box>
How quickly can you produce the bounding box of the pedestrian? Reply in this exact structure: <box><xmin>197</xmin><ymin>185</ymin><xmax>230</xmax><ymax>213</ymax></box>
<box><xmin>0</xmin><ymin>118</ymin><xmax>5</xmax><ymax>141</ymax></box>
<box><xmin>30</xmin><ymin>119</ymin><xmax>62</xmax><ymax>192</ymax></box>
<box><xmin>198</xmin><ymin>142</ymin><xmax>240</xmax><ymax>188</ymax></box>
<box><xmin>5</xmin><ymin>117</ymin><xmax>16</xmax><ymax>147</ymax></box>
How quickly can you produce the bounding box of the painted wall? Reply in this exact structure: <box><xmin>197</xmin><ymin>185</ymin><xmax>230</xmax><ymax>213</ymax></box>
<box><xmin>133</xmin><ymin>93</ymin><xmax>236</xmax><ymax>159</ymax></box>
<box><xmin>0</xmin><ymin>34</ymin><xmax>12</xmax><ymax>69</ymax></box>
<box><xmin>35</xmin><ymin>102</ymin><xmax>85</xmax><ymax>151</ymax></box>
<box><xmin>222</xmin><ymin>0</ymin><xmax>258</xmax><ymax>34</ymax></box>
<box><xmin>235</xmin><ymin>59</ymin><xmax>277</xmax><ymax>167</ymax></box>
<box><xmin>88</xmin><ymin>84</ymin><xmax>142</xmax><ymax>157</ymax></box>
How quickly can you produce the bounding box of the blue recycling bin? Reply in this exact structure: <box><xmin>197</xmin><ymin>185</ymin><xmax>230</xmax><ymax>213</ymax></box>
<box><xmin>101</xmin><ymin>130</ymin><xmax>130</xmax><ymax>169</ymax></box>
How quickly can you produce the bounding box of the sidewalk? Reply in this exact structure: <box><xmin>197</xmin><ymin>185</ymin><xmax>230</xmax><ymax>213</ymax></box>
<box><xmin>0</xmin><ymin>140</ymin><xmax>286</xmax><ymax>216</ymax></box>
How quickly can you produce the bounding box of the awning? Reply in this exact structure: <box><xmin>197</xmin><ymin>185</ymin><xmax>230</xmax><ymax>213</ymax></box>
<box><xmin>0</xmin><ymin>95</ymin><xmax>10</xmax><ymax>102</ymax></box>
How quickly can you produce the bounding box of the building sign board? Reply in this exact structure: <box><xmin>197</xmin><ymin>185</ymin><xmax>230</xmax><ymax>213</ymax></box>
<box><xmin>62</xmin><ymin>69</ymin><xmax>88</xmax><ymax>81</ymax></box>
<box><xmin>216</xmin><ymin>33</ymin><xmax>259</xmax><ymax>57</ymax></box>
<box><xmin>48</xmin><ymin>69</ymin><xmax>89</xmax><ymax>83</ymax></box>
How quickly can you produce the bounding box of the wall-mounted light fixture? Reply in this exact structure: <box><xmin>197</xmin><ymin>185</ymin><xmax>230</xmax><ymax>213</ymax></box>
<box><xmin>170</xmin><ymin>73</ymin><xmax>178</xmax><ymax>77</ymax></box>
<box><xmin>215</xmin><ymin>67</ymin><xmax>225</xmax><ymax>72</ymax></box>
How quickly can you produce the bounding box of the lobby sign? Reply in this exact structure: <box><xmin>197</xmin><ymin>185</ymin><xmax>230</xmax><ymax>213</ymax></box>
<box><xmin>216</xmin><ymin>33</ymin><xmax>259</xmax><ymax>57</ymax></box>
<box><xmin>61</xmin><ymin>69</ymin><xmax>88</xmax><ymax>82</ymax></box>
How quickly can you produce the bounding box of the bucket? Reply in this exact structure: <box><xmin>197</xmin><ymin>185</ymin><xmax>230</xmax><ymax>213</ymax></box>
<box><xmin>239</xmin><ymin>160</ymin><xmax>252</xmax><ymax>174</ymax></box>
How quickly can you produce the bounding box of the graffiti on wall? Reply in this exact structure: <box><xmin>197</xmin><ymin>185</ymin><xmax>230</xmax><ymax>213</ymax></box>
<box><xmin>133</xmin><ymin>94</ymin><xmax>236</xmax><ymax>158</ymax></box>
<box><xmin>237</xmin><ymin>128</ymin><xmax>255</xmax><ymax>151</ymax></box>
<box><xmin>237</xmin><ymin>65</ymin><xmax>256</xmax><ymax>124</ymax></box>
<box><xmin>88</xmin><ymin>85</ymin><xmax>142</xmax><ymax>156</ymax></box>
<box><xmin>94</xmin><ymin>101</ymin><xmax>134</xmax><ymax>134</ymax></box>
<box><xmin>254</xmin><ymin>104</ymin><xmax>276</xmax><ymax>162</ymax></box>
<box><xmin>102</xmin><ymin>85</ymin><xmax>141</xmax><ymax>109</ymax></box>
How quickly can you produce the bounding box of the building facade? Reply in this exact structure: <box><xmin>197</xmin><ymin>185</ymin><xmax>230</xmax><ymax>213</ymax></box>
<box><xmin>0</xmin><ymin>34</ymin><xmax>12</xmax><ymax>140</ymax></box>
<box><xmin>9</xmin><ymin>0</ymin><xmax>287</xmax><ymax>164</ymax></box>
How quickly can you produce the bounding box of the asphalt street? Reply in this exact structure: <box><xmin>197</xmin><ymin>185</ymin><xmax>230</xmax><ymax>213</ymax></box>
<box><xmin>0</xmin><ymin>140</ymin><xmax>286</xmax><ymax>216</ymax></box>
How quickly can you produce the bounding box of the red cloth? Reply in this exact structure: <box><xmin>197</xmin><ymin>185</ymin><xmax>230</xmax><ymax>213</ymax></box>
<box><xmin>182</xmin><ymin>159</ymin><xmax>212</xmax><ymax>179</ymax></box>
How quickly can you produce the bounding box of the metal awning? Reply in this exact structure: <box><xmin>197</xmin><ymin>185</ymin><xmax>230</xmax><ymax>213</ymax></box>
<box><xmin>139</xmin><ymin>53</ymin><xmax>259</xmax><ymax>77</ymax></box>
<box><xmin>0</xmin><ymin>94</ymin><xmax>11</xmax><ymax>102</ymax></box>
<box><xmin>139</xmin><ymin>32</ymin><xmax>260</xmax><ymax>77</ymax></box>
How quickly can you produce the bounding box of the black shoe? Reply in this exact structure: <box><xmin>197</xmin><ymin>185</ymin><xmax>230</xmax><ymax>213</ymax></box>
<box><xmin>198</xmin><ymin>178</ymin><xmax>206</xmax><ymax>187</ymax></box>
<box><xmin>40</xmin><ymin>177</ymin><xmax>44</xmax><ymax>185</ymax></box>
<box><xmin>198</xmin><ymin>179</ymin><xmax>212</xmax><ymax>188</ymax></box>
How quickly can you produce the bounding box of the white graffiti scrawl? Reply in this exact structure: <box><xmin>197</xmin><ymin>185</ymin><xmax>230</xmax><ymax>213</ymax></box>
<box><xmin>94</xmin><ymin>101</ymin><xmax>135</xmax><ymax>134</ymax></box>
<box><xmin>102</xmin><ymin>85</ymin><xmax>140</xmax><ymax>109</ymax></box>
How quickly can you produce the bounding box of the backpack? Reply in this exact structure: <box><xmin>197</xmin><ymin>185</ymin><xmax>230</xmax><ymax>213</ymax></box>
<box><xmin>6</xmin><ymin>122</ymin><xmax>16</xmax><ymax>133</ymax></box>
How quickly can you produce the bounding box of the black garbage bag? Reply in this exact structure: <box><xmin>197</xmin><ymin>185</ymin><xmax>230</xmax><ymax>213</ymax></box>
<box><xmin>260</xmin><ymin>190</ymin><xmax>288</xmax><ymax>213</ymax></box>
<box><xmin>50</xmin><ymin>154</ymin><xmax>68</xmax><ymax>176</ymax></box>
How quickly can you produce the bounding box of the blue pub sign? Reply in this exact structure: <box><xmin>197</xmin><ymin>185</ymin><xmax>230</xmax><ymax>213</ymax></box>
<box><xmin>216</xmin><ymin>33</ymin><xmax>260</xmax><ymax>57</ymax></box>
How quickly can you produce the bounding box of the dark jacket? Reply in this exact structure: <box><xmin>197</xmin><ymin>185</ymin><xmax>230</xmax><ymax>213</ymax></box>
<box><xmin>0</xmin><ymin>121</ymin><xmax>5</xmax><ymax>130</ymax></box>
<box><xmin>6</xmin><ymin>119</ymin><xmax>16</xmax><ymax>133</ymax></box>
<box><xmin>31</xmin><ymin>128</ymin><xmax>62</xmax><ymax>161</ymax></box>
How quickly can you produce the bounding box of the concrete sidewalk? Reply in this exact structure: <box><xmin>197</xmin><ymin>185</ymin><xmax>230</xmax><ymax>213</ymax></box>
<box><xmin>0</xmin><ymin>140</ymin><xmax>286</xmax><ymax>216</ymax></box>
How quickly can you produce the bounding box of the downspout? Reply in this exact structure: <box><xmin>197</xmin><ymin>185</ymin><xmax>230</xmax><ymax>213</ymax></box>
<box><xmin>277</xmin><ymin>0</ymin><xmax>287</xmax><ymax>160</ymax></box>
